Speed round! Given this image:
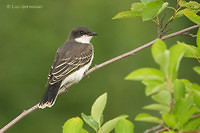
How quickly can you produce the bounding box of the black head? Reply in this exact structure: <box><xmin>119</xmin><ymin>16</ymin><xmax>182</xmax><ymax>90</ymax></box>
<box><xmin>68</xmin><ymin>26</ymin><xmax>98</xmax><ymax>41</ymax></box>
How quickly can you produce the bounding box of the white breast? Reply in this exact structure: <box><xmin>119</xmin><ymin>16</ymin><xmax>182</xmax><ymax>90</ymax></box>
<box><xmin>75</xmin><ymin>35</ymin><xmax>93</xmax><ymax>44</ymax></box>
<box><xmin>60</xmin><ymin>54</ymin><xmax>94</xmax><ymax>87</ymax></box>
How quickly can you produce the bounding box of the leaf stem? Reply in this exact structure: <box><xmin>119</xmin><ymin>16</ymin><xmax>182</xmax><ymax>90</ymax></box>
<box><xmin>159</xmin><ymin>0</ymin><xmax>181</xmax><ymax>37</ymax></box>
<box><xmin>183</xmin><ymin>130</ymin><xmax>200</xmax><ymax>133</ymax></box>
<box><xmin>190</xmin><ymin>113</ymin><xmax>200</xmax><ymax>120</ymax></box>
<box><xmin>144</xmin><ymin>122</ymin><xmax>164</xmax><ymax>133</ymax></box>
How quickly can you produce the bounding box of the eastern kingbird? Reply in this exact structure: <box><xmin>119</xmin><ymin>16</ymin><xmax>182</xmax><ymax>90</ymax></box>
<box><xmin>39</xmin><ymin>26</ymin><xmax>98</xmax><ymax>109</ymax></box>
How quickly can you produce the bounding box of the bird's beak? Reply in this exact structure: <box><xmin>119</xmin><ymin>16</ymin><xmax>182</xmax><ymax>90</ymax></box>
<box><xmin>88</xmin><ymin>32</ymin><xmax>98</xmax><ymax>36</ymax></box>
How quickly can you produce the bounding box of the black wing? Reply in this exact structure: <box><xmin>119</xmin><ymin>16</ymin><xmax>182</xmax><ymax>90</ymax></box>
<box><xmin>47</xmin><ymin>44</ymin><xmax>93</xmax><ymax>85</ymax></box>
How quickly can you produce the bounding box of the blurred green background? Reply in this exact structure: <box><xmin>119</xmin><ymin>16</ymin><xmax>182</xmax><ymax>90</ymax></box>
<box><xmin>0</xmin><ymin>0</ymin><xmax>199</xmax><ymax>132</ymax></box>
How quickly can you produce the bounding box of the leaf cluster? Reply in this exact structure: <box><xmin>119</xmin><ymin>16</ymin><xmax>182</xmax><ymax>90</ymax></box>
<box><xmin>126</xmin><ymin>37</ymin><xmax>200</xmax><ymax>132</ymax></box>
<box><xmin>62</xmin><ymin>93</ymin><xmax>134</xmax><ymax>133</ymax></box>
<box><xmin>112</xmin><ymin>0</ymin><xmax>200</xmax><ymax>23</ymax></box>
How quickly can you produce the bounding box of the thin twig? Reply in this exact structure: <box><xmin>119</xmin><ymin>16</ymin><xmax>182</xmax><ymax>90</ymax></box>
<box><xmin>157</xmin><ymin>13</ymin><xmax>172</xmax><ymax>38</ymax></box>
<box><xmin>0</xmin><ymin>25</ymin><xmax>199</xmax><ymax>133</ymax></box>
<box><xmin>160</xmin><ymin>0</ymin><xmax>180</xmax><ymax>37</ymax></box>
<box><xmin>0</xmin><ymin>104</ymin><xmax>38</xmax><ymax>133</ymax></box>
<box><xmin>155</xmin><ymin>16</ymin><xmax>161</xmax><ymax>38</ymax></box>
<box><xmin>160</xmin><ymin>13</ymin><xmax>166</xmax><ymax>30</ymax></box>
<box><xmin>183</xmin><ymin>130</ymin><xmax>200</xmax><ymax>133</ymax></box>
<box><xmin>165</xmin><ymin>66</ymin><xmax>175</xmax><ymax>113</ymax></box>
<box><xmin>161</xmin><ymin>17</ymin><xmax>173</xmax><ymax>34</ymax></box>
<box><xmin>176</xmin><ymin>0</ymin><xmax>181</xmax><ymax>10</ymax></box>
<box><xmin>169</xmin><ymin>94</ymin><xmax>175</xmax><ymax>113</ymax></box>
<box><xmin>144</xmin><ymin>123</ymin><xmax>163</xmax><ymax>133</ymax></box>
<box><xmin>161</xmin><ymin>25</ymin><xmax>199</xmax><ymax>40</ymax></box>
<box><xmin>162</xmin><ymin>27</ymin><xmax>172</xmax><ymax>35</ymax></box>
<box><xmin>155</xmin><ymin>127</ymin><xmax>171</xmax><ymax>133</ymax></box>
<box><xmin>181</xmin><ymin>32</ymin><xmax>197</xmax><ymax>38</ymax></box>
<box><xmin>196</xmin><ymin>57</ymin><xmax>200</xmax><ymax>64</ymax></box>
<box><xmin>190</xmin><ymin>114</ymin><xmax>200</xmax><ymax>120</ymax></box>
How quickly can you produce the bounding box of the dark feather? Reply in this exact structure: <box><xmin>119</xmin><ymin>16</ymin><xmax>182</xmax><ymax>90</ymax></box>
<box><xmin>39</xmin><ymin>81</ymin><xmax>62</xmax><ymax>108</ymax></box>
<box><xmin>48</xmin><ymin>42</ymin><xmax>93</xmax><ymax>85</ymax></box>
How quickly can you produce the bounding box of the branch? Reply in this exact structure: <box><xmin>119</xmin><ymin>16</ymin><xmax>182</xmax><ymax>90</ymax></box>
<box><xmin>183</xmin><ymin>130</ymin><xmax>200</xmax><ymax>133</ymax></box>
<box><xmin>190</xmin><ymin>113</ymin><xmax>200</xmax><ymax>120</ymax></box>
<box><xmin>181</xmin><ymin>32</ymin><xmax>197</xmax><ymax>38</ymax></box>
<box><xmin>0</xmin><ymin>25</ymin><xmax>199</xmax><ymax>133</ymax></box>
<box><xmin>144</xmin><ymin>123</ymin><xmax>164</xmax><ymax>133</ymax></box>
<box><xmin>0</xmin><ymin>104</ymin><xmax>38</xmax><ymax>133</ymax></box>
<box><xmin>155</xmin><ymin>127</ymin><xmax>171</xmax><ymax>133</ymax></box>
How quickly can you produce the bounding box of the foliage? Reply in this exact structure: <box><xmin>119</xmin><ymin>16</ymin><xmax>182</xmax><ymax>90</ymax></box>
<box><xmin>112</xmin><ymin>0</ymin><xmax>200</xmax><ymax>22</ymax></box>
<box><xmin>62</xmin><ymin>93</ymin><xmax>134</xmax><ymax>133</ymax></box>
<box><xmin>63</xmin><ymin>0</ymin><xmax>200</xmax><ymax>132</ymax></box>
<box><xmin>126</xmin><ymin>38</ymin><xmax>200</xmax><ymax>132</ymax></box>
<box><xmin>113</xmin><ymin>0</ymin><xmax>200</xmax><ymax>131</ymax></box>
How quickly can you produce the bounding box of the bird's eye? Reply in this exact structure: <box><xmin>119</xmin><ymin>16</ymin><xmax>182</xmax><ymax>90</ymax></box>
<box><xmin>80</xmin><ymin>31</ymin><xmax>84</xmax><ymax>35</ymax></box>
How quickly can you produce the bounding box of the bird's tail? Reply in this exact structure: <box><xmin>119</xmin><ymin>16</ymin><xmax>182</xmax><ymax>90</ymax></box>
<box><xmin>39</xmin><ymin>81</ymin><xmax>62</xmax><ymax>109</ymax></box>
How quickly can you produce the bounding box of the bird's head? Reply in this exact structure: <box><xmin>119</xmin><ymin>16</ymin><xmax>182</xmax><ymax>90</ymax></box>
<box><xmin>69</xmin><ymin>26</ymin><xmax>98</xmax><ymax>43</ymax></box>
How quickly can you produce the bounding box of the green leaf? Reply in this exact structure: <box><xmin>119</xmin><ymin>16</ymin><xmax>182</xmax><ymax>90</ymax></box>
<box><xmin>131</xmin><ymin>2</ymin><xmax>145</xmax><ymax>11</ymax></box>
<box><xmin>162</xmin><ymin>114</ymin><xmax>176</xmax><ymax>128</ymax></box>
<box><xmin>172</xmin><ymin>99</ymin><xmax>187</xmax><ymax>128</ymax></box>
<box><xmin>169</xmin><ymin>42</ymin><xmax>186</xmax><ymax>80</ymax></box>
<box><xmin>185</xmin><ymin>94</ymin><xmax>195</xmax><ymax>109</ymax></box>
<box><xmin>152</xmin><ymin>39</ymin><xmax>169</xmax><ymax>69</ymax></box>
<box><xmin>157</xmin><ymin>2</ymin><xmax>168</xmax><ymax>15</ymax></box>
<box><xmin>175</xmin><ymin>9</ymin><xmax>186</xmax><ymax>19</ymax></box>
<box><xmin>175</xmin><ymin>8</ymin><xmax>200</xmax><ymax>19</ymax></box>
<box><xmin>183</xmin><ymin>43</ymin><xmax>200</xmax><ymax>58</ymax></box>
<box><xmin>63</xmin><ymin>117</ymin><xmax>84</xmax><ymax>133</ymax></box>
<box><xmin>143</xmin><ymin>104</ymin><xmax>170</xmax><ymax>114</ymax></box>
<box><xmin>172</xmin><ymin>99</ymin><xmax>197</xmax><ymax>128</ymax></box>
<box><xmin>91</xmin><ymin>92</ymin><xmax>107</xmax><ymax>123</ymax></box>
<box><xmin>125</xmin><ymin>68</ymin><xmax>165</xmax><ymax>81</ymax></box>
<box><xmin>183</xmin><ymin>10</ymin><xmax>200</xmax><ymax>25</ymax></box>
<box><xmin>193</xmin><ymin>66</ymin><xmax>200</xmax><ymax>75</ymax></box>
<box><xmin>100</xmin><ymin>115</ymin><xmax>104</xmax><ymax>125</ymax></box>
<box><xmin>197</xmin><ymin>28</ymin><xmax>200</xmax><ymax>47</ymax></box>
<box><xmin>152</xmin><ymin>39</ymin><xmax>167</xmax><ymax>59</ymax></box>
<box><xmin>140</xmin><ymin>0</ymin><xmax>156</xmax><ymax>5</ymax></box>
<box><xmin>183</xmin><ymin>117</ymin><xmax>200</xmax><ymax>131</ymax></box>
<box><xmin>142</xmin><ymin>0</ymin><xmax>168</xmax><ymax>21</ymax></box>
<box><xmin>115</xmin><ymin>119</ymin><xmax>134</xmax><ymax>133</ymax></box>
<box><xmin>81</xmin><ymin>113</ymin><xmax>99</xmax><ymax>131</ymax></box>
<box><xmin>178</xmin><ymin>0</ymin><xmax>187</xmax><ymax>7</ymax></box>
<box><xmin>157</xmin><ymin>50</ymin><xmax>170</xmax><ymax>70</ymax></box>
<box><xmin>135</xmin><ymin>113</ymin><xmax>162</xmax><ymax>124</ymax></box>
<box><xmin>172</xmin><ymin>99</ymin><xmax>187</xmax><ymax>115</ymax></box>
<box><xmin>112</xmin><ymin>11</ymin><xmax>142</xmax><ymax>20</ymax></box>
<box><xmin>179</xmin><ymin>1</ymin><xmax>200</xmax><ymax>10</ymax></box>
<box><xmin>173</xmin><ymin>80</ymin><xmax>186</xmax><ymax>101</ymax></box>
<box><xmin>81</xmin><ymin>129</ymin><xmax>88</xmax><ymax>133</ymax></box>
<box><xmin>142</xmin><ymin>80</ymin><xmax>167</xmax><ymax>96</ymax></box>
<box><xmin>181</xmin><ymin>106</ymin><xmax>197</xmax><ymax>127</ymax></box>
<box><xmin>182</xmin><ymin>79</ymin><xmax>200</xmax><ymax>106</ymax></box>
<box><xmin>99</xmin><ymin>115</ymin><xmax>128</xmax><ymax>133</ymax></box>
<box><xmin>151</xmin><ymin>90</ymin><xmax>171</xmax><ymax>105</ymax></box>
<box><xmin>191</xmin><ymin>84</ymin><xmax>200</xmax><ymax>106</ymax></box>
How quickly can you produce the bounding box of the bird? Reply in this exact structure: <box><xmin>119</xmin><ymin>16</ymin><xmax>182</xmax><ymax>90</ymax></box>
<box><xmin>38</xmin><ymin>26</ymin><xmax>98</xmax><ymax>109</ymax></box>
